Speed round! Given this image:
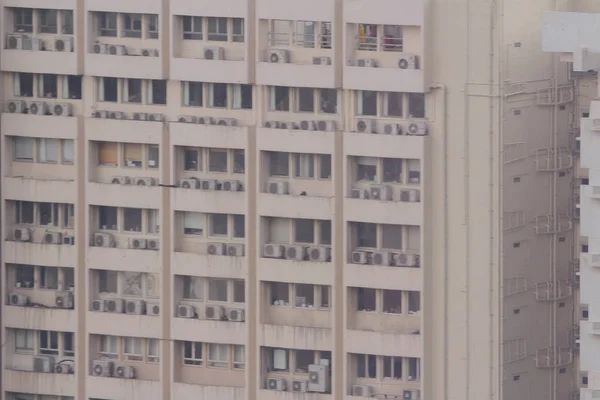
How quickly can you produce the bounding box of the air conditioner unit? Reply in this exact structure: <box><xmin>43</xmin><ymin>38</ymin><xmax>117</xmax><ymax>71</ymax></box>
<box><xmin>293</xmin><ymin>380</ymin><xmax>308</xmax><ymax>392</ymax></box>
<box><xmin>384</xmin><ymin>123</ymin><xmax>403</xmax><ymax>135</ymax></box>
<box><xmin>407</xmin><ymin>121</ymin><xmax>428</xmax><ymax>136</ymax></box>
<box><xmin>93</xmin><ymin>110</ymin><xmax>108</xmax><ymax>118</ymax></box>
<box><xmin>141</xmin><ymin>48</ymin><xmax>158</xmax><ymax>57</ymax></box>
<box><xmin>204</xmin><ymin>46</ymin><xmax>225</xmax><ymax>60</ymax></box>
<box><xmin>93</xmin><ymin>43</ymin><xmax>108</xmax><ymax>54</ymax></box>
<box><xmin>52</xmin><ymin>103</ymin><xmax>72</xmax><ymax>116</ymax></box>
<box><xmin>199</xmin><ymin>179</ymin><xmax>219</xmax><ymax>190</ymax></box>
<box><xmin>9</xmin><ymin>293</ymin><xmax>28</xmax><ymax>306</ymax></box>
<box><xmin>205</xmin><ymin>304</ymin><xmax>226</xmax><ymax>320</ymax></box>
<box><xmin>372</xmin><ymin>251</ymin><xmax>392</xmax><ymax>266</ymax></box>
<box><xmin>351</xmin><ymin>188</ymin><xmax>369</xmax><ymax>199</ymax></box>
<box><xmin>33</xmin><ymin>356</ymin><xmax>54</xmax><ymax>373</ymax></box>
<box><xmin>268</xmin><ymin>378</ymin><xmax>287</xmax><ymax>391</ymax></box>
<box><xmin>129</xmin><ymin>238</ymin><xmax>147</xmax><ymax>249</ymax></box>
<box><xmin>398</xmin><ymin>54</ymin><xmax>418</xmax><ymax>69</ymax></box>
<box><xmin>93</xmin><ymin>233</ymin><xmax>114</xmax><ymax>248</ymax></box>
<box><xmin>222</xmin><ymin>180</ymin><xmax>241</xmax><ymax>191</ymax></box>
<box><xmin>146</xmin><ymin>302</ymin><xmax>160</xmax><ymax>316</ymax></box>
<box><xmin>147</xmin><ymin>239</ymin><xmax>159</xmax><ymax>250</ymax></box>
<box><xmin>178</xmin><ymin>115</ymin><xmax>197</xmax><ymax>123</ymax></box>
<box><xmin>308</xmin><ymin>364</ymin><xmax>329</xmax><ymax>393</ymax></box>
<box><xmin>29</xmin><ymin>38</ymin><xmax>44</xmax><ymax>51</ymax></box>
<box><xmin>285</xmin><ymin>245</ymin><xmax>306</xmax><ymax>261</ymax></box>
<box><xmin>177</xmin><ymin>304</ymin><xmax>195</xmax><ymax>318</ymax></box>
<box><xmin>264</xmin><ymin>243</ymin><xmax>285</xmax><ymax>258</ymax></box>
<box><xmin>7</xmin><ymin>100</ymin><xmax>26</xmax><ymax>113</ymax></box>
<box><xmin>351</xmin><ymin>251</ymin><xmax>369</xmax><ymax>264</ymax></box>
<box><xmin>54</xmin><ymin>37</ymin><xmax>73</xmax><ymax>52</ymax></box>
<box><xmin>268</xmin><ymin>180</ymin><xmax>289</xmax><ymax>195</ymax></box>
<box><xmin>91</xmin><ymin>299</ymin><xmax>106</xmax><ymax>312</ymax></box>
<box><xmin>55</xmin><ymin>291</ymin><xmax>73</xmax><ymax>309</ymax></box>
<box><xmin>28</xmin><ymin>101</ymin><xmax>48</xmax><ymax>116</ymax></box>
<box><xmin>109</xmin><ymin>44</ymin><xmax>127</xmax><ymax>56</ymax></box>
<box><xmin>315</xmin><ymin>120</ymin><xmax>335</xmax><ymax>131</ymax></box>
<box><xmin>109</xmin><ymin>111</ymin><xmax>126</xmax><ymax>120</ymax></box>
<box><xmin>403</xmin><ymin>390</ymin><xmax>421</xmax><ymax>400</ymax></box>
<box><xmin>268</xmin><ymin>49</ymin><xmax>289</xmax><ymax>63</ymax></box>
<box><xmin>264</xmin><ymin>121</ymin><xmax>280</xmax><ymax>129</ymax></box>
<box><xmin>111</xmin><ymin>176</ymin><xmax>130</xmax><ymax>185</ymax></box>
<box><xmin>207</xmin><ymin>243</ymin><xmax>226</xmax><ymax>255</ymax></box>
<box><xmin>44</xmin><ymin>232</ymin><xmax>63</xmax><ymax>244</ymax></box>
<box><xmin>180</xmin><ymin>178</ymin><xmax>199</xmax><ymax>189</ymax></box>
<box><xmin>357</xmin><ymin>59</ymin><xmax>376</xmax><ymax>67</ymax></box>
<box><xmin>307</xmin><ymin>246</ymin><xmax>331</xmax><ymax>262</ymax></box>
<box><xmin>352</xmin><ymin>385</ymin><xmax>373</xmax><ymax>397</ymax></box>
<box><xmin>106</xmin><ymin>298</ymin><xmax>125</xmax><ymax>313</ymax></box>
<box><xmin>394</xmin><ymin>252</ymin><xmax>418</xmax><ymax>267</ymax></box>
<box><xmin>148</xmin><ymin>113</ymin><xmax>164</xmax><ymax>122</ymax></box>
<box><xmin>54</xmin><ymin>363</ymin><xmax>73</xmax><ymax>374</ymax></box>
<box><xmin>6</xmin><ymin>34</ymin><xmax>25</xmax><ymax>49</ymax></box>
<box><xmin>114</xmin><ymin>365</ymin><xmax>136</xmax><ymax>379</ymax></box>
<box><xmin>216</xmin><ymin>118</ymin><xmax>237</xmax><ymax>126</ymax></box>
<box><xmin>300</xmin><ymin>120</ymin><xmax>317</xmax><ymax>131</ymax></box>
<box><xmin>13</xmin><ymin>227</ymin><xmax>31</xmax><ymax>242</ymax></box>
<box><xmin>125</xmin><ymin>300</ymin><xmax>146</xmax><ymax>315</ymax></box>
<box><xmin>135</xmin><ymin>177</ymin><xmax>155</xmax><ymax>186</ymax></box>
<box><xmin>228</xmin><ymin>308</ymin><xmax>245</xmax><ymax>322</ymax></box>
<box><xmin>400</xmin><ymin>189</ymin><xmax>420</xmax><ymax>202</ymax></box>
<box><xmin>283</xmin><ymin>122</ymin><xmax>298</xmax><ymax>130</ymax></box>
<box><xmin>63</xmin><ymin>236</ymin><xmax>75</xmax><ymax>245</ymax></box>
<box><xmin>198</xmin><ymin>116</ymin><xmax>214</xmax><ymax>125</ymax></box>
<box><xmin>92</xmin><ymin>360</ymin><xmax>113</xmax><ymax>377</ymax></box>
<box><xmin>312</xmin><ymin>56</ymin><xmax>331</xmax><ymax>65</ymax></box>
<box><xmin>227</xmin><ymin>243</ymin><xmax>245</xmax><ymax>257</ymax></box>
<box><xmin>133</xmin><ymin>112</ymin><xmax>148</xmax><ymax>121</ymax></box>
<box><xmin>355</xmin><ymin>119</ymin><xmax>375</xmax><ymax>133</ymax></box>
<box><xmin>370</xmin><ymin>185</ymin><xmax>392</xmax><ymax>201</ymax></box>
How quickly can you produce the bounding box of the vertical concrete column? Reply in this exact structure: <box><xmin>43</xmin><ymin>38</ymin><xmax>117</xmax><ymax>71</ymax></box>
<box><xmin>160</xmin><ymin>124</ymin><xmax>172</xmax><ymax>400</ymax></box>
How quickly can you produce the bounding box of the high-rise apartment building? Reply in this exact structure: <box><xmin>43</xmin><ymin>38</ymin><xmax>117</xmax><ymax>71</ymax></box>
<box><xmin>0</xmin><ymin>1</ymin><xmax>584</xmax><ymax>400</ymax></box>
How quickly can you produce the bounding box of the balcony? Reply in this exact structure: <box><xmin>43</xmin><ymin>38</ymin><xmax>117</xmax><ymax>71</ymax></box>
<box><xmin>170</xmin><ymin>121</ymin><xmax>248</xmax><ymax>149</ymax></box>
<box><xmin>172</xmin><ymin>315</ymin><xmax>246</xmax><ymax>344</ymax></box>
<box><xmin>2</xmin><ymin>110</ymin><xmax>79</xmax><ymax>138</ymax></box>
<box><xmin>258</xmin><ymin>193</ymin><xmax>333</xmax><ymax>220</ymax></box>
<box><xmin>171</xmin><ymin>0</ymin><xmax>247</xmax><ymax>17</ymax></box>
<box><xmin>257</xmin><ymin>126</ymin><xmax>335</xmax><ymax>154</ymax></box>
<box><xmin>171</xmin><ymin>57</ymin><xmax>249</xmax><ymax>84</ymax></box>
<box><xmin>345</xmin><ymin>329</ymin><xmax>421</xmax><ymax>358</ymax></box>
<box><xmin>349</xmin><ymin>311</ymin><xmax>420</xmax><ymax>336</ymax></box>
<box><xmin>172</xmin><ymin>251</ymin><xmax>246</xmax><ymax>279</ymax></box>
<box><xmin>345</xmin><ymin>262</ymin><xmax>421</xmax><ymax>291</ymax></box>
<box><xmin>85</xmin><ymin>50</ymin><xmax>163</xmax><ymax>80</ymax></box>
<box><xmin>88</xmin><ymin>309</ymin><xmax>161</xmax><ymax>338</ymax></box>
<box><xmin>85</xmin><ymin>117</ymin><xmax>163</xmax><ymax>143</ymax></box>
<box><xmin>343</xmin><ymin>128</ymin><xmax>428</xmax><ymax>160</ymax></box>
<box><xmin>257</xmin><ymin>51</ymin><xmax>336</xmax><ymax>88</ymax></box>
<box><xmin>3</xmin><ymin>0</ymin><xmax>75</xmax><ymax>9</ymax></box>
<box><xmin>260</xmin><ymin>323</ymin><xmax>332</xmax><ymax>350</ymax></box>
<box><xmin>4</xmin><ymin>238</ymin><xmax>75</xmax><ymax>266</ymax></box>
<box><xmin>87</xmin><ymin>0</ymin><xmax>161</xmax><ymax>13</ymax></box>
<box><xmin>87</xmin><ymin>245</ymin><xmax>161</xmax><ymax>273</ymax></box>
<box><xmin>173</xmin><ymin>186</ymin><xmax>246</xmax><ymax>215</ymax></box>
<box><xmin>258</xmin><ymin>256</ymin><xmax>334</xmax><ymax>286</ymax></box>
<box><xmin>345</xmin><ymin>195</ymin><xmax>421</xmax><ymax>226</ymax></box>
<box><xmin>3</xmin><ymin>368</ymin><xmax>76</xmax><ymax>397</ymax></box>
<box><xmin>257</xmin><ymin>0</ymin><xmax>335</xmax><ymax>21</ymax></box>
<box><xmin>87</xmin><ymin>376</ymin><xmax>161</xmax><ymax>400</ymax></box>
<box><xmin>4</xmin><ymin>304</ymin><xmax>76</xmax><ymax>332</ymax></box>
<box><xmin>87</xmin><ymin>181</ymin><xmax>161</xmax><ymax>209</ymax></box>
<box><xmin>343</xmin><ymin>0</ymin><xmax>424</xmax><ymax>26</ymax></box>
<box><xmin>2</xmin><ymin>37</ymin><xmax>78</xmax><ymax>75</ymax></box>
<box><xmin>173</xmin><ymin>382</ymin><xmax>245</xmax><ymax>400</ymax></box>
<box><xmin>3</xmin><ymin>177</ymin><xmax>76</xmax><ymax>204</ymax></box>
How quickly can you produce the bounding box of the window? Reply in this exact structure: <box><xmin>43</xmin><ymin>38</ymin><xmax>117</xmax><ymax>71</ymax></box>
<box><xmin>408</xmin><ymin>93</ymin><xmax>425</xmax><ymax>118</ymax></box>
<box><xmin>269</xmin><ymin>152</ymin><xmax>289</xmax><ymax>176</ymax></box>
<box><xmin>319</xmin><ymin>89</ymin><xmax>337</xmax><ymax>114</ymax></box>
<box><xmin>183</xmin><ymin>276</ymin><xmax>203</xmax><ymax>300</ymax></box>
<box><xmin>319</xmin><ymin>220</ymin><xmax>331</xmax><ymax>245</ymax></box>
<box><xmin>382</xmin><ymin>224</ymin><xmax>403</xmax><ymax>249</ymax></box>
<box><xmin>270</xmin><ymin>86</ymin><xmax>290</xmax><ymax>111</ymax></box>
<box><xmin>233</xmin><ymin>215</ymin><xmax>245</xmax><ymax>238</ymax></box>
<box><xmin>14</xmin><ymin>72</ymin><xmax>34</xmax><ymax>97</ymax></box>
<box><xmin>408</xmin><ymin>358</ymin><xmax>419</xmax><ymax>379</ymax></box>
<box><xmin>148</xmin><ymin>339</ymin><xmax>159</xmax><ymax>362</ymax></box>
<box><xmin>208</xmin><ymin>83</ymin><xmax>227</xmax><ymax>108</ymax></box>
<box><xmin>295</xmin><ymin>219</ymin><xmax>315</xmax><ymax>243</ymax></box>
<box><xmin>233</xmin><ymin>280</ymin><xmax>245</xmax><ymax>303</ymax></box>
<box><xmin>64</xmin><ymin>268</ymin><xmax>75</xmax><ymax>289</ymax></box>
<box><xmin>39</xmin><ymin>266</ymin><xmax>58</xmax><ymax>289</ymax></box>
<box><xmin>147</xmin><ymin>210</ymin><xmax>160</xmax><ymax>234</ymax></box>
<box><xmin>318</xmin><ymin>285</ymin><xmax>330</xmax><ymax>308</ymax></box>
<box><xmin>208</xmin><ymin>279</ymin><xmax>228</xmax><ymax>302</ymax></box>
<box><xmin>99</xmin><ymin>77</ymin><xmax>118</xmax><ymax>102</ymax></box>
<box><xmin>184</xmin><ymin>149</ymin><xmax>200</xmax><ymax>171</ymax></box>
<box><xmin>63</xmin><ymin>203</ymin><xmax>75</xmax><ymax>227</ymax></box>
<box><xmin>98</xmin><ymin>142</ymin><xmax>118</xmax><ymax>165</ymax></box>
<box><xmin>297</xmin><ymin>88</ymin><xmax>314</xmax><ymax>112</ymax></box>
<box><xmin>124</xmin><ymin>79</ymin><xmax>142</xmax><ymax>103</ymax></box>
<box><xmin>183</xmin><ymin>82</ymin><xmax>203</xmax><ymax>106</ymax></box>
<box><xmin>63</xmin><ymin>75</ymin><xmax>82</xmax><ymax>99</ymax></box>
<box><xmin>124</xmin><ymin>208</ymin><xmax>142</xmax><ymax>232</ymax></box>
<box><xmin>123</xmin><ymin>14</ymin><xmax>142</xmax><ymax>38</ymax></box>
<box><xmin>39</xmin><ymin>331</ymin><xmax>59</xmax><ymax>355</ymax></box>
<box><xmin>39</xmin><ymin>74</ymin><xmax>58</xmax><ymax>98</ymax></box>
<box><xmin>98</xmin><ymin>12</ymin><xmax>118</xmax><ymax>37</ymax></box>
<box><xmin>270</xmin><ymin>348</ymin><xmax>289</xmax><ymax>371</ymax></box>
<box><xmin>408</xmin><ymin>291</ymin><xmax>420</xmax><ymax>314</ymax></box>
<box><xmin>382</xmin><ymin>158</ymin><xmax>402</xmax><ymax>182</ymax></box>
<box><xmin>147</xmin><ymin>15</ymin><xmax>159</xmax><ymax>39</ymax></box>
<box><xmin>148</xmin><ymin>145</ymin><xmax>159</xmax><ymax>168</ymax></box>
<box><xmin>233</xmin><ymin>150</ymin><xmax>245</xmax><ymax>173</ymax></box>
<box><xmin>208</xmin><ymin>149</ymin><xmax>228</xmax><ymax>172</ymax></box>
<box><xmin>233</xmin><ymin>84</ymin><xmax>252</xmax><ymax>109</ymax></box>
<box><xmin>295</xmin><ymin>350</ymin><xmax>313</xmax><ymax>372</ymax></box>
<box><xmin>271</xmin><ymin>282</ymin><xmax>289</xmax><ymax>305</ymax></box>
<box><xmin>100</xmin><ymin>335</ymin><xmax>118</xmax><ymax>358</ymax></box>
<box><xmin>233</xmin><ymin>345</ymin><xmax>245</xmax><ymax>369</ymax></box>
<box><xmin>38</xmin><ymin>139</ymin><xmax>59</xmax><ymax>163</ymax></box>
<box><xmin>99</xmin><ymin>206</ymin><xmax>118</xmax><ymax>230</ymax></box>
<box><xmin>124</xmin><ymin>337</ymin><xmax>143</xmax><ymax>361</ymax></box>
<box><xmin>14</xmin><ymin>8</ymin><xmax>34</xmax><ymax>32</ymax></box>
<box><xmin>14</xmin><ymin>137</ymin><xmax>34</xmax><ymax>161</ymax></box>
<box><xmin>15</xmin><ymin>329</ymin><xmax>34</xmax><ymax>353</ymax></box>
<box><xmin>295</xmin><ymin>284</ymin><xmax>315</xmax><ymax>307</ymax></box>
<box><xmin>209</xmin><ymin>214</ymin><xmax>228</xmax><ymax>236</ymax></box>
<box><xmin>385</xmin><ymin>92</ymin><xmax>403</xmax><ymax>117</ymax></box>
<box><xmin>122</xmin><ymin>272</ymin><xmax>143</xmax><ymax>296</ymax></box>
<box><xmin>356</xmin><ymin>354</ymin><xmax>377</xmax><ymax>378</ymax></box>
<box><xmin>39</xmin><ymin>202</ymin><xmax>59</xmax><ymax>226</ymax></box>
<box><xmin>61</xmin><ymin>10</ymin><xmax>74</xmax><ymax>34</ymax></box>
<box><xmin>383</xmin><ymin>356</ymin><xmax>403</xmax><ymax>379</ymax></box>
<box><xmin>64</xmin><ymin>332</ymin><xmax>75</xmax><ymax>356</ymax></box>
<box><xmin>38</xmin><ymin>10</ymin><xmax>58</xmax><ymax>34</ymax></box>
<box><xmin>123</xmin><ymin>143</ymin><xmax>142</xmax><ymax>167</ymax></box>
<box><xmin>148</xmin><ymin>80</ymin><xmax>167</xmax><ymax>105</ymax></box>
<box><xmin>294</xmin><ymin>154</ymin><xmax>315</xmax><ymax>178</ymax></box>
<box><xmin>383</xmin><ymin>289</ymin><xmax>402</xmax><ymax>314</ymax></box>
<box><xmin>319</xmin><ymin>154</ymin><xmax>332</xmax><ymax>179</ymax></box>
<box><xmin>98</xmin><ymin>270</ymin><xmax>118</xmax><ymax>293</ymax></box>
<box><xmin>183</xmin><ymin>341</ymin><xmax>203</xmax><ymax>365</ymax></box>
<box><xmin>207</xmin><ymin>17</ymin><xmax>227</xmax><ymax>41</ymax></box>
<box><xmin>357</xmin><ymin>287</ymin><xmax>376</xmax><ymax>311</ymax></box>
<box><xmin>232</xmin><ymin>18</ymin><xmax>244</xmax><ymax>42</ymax></box>
<box><xmin>183</xmin><ymin>16</ymin><xmax>203</xmax><ymax>40</ymax></box>
<box><xmin>357</xmin><ymin>222</ymin><xmax>377</xmax><ymax>248</ymax></box>
<box><xmin>208</xmin><ymin>343</ymin><xmax>229</xmax><ymax>367</ymax></box>
<box><xmin>382</xmin><ymin>25</ymin><xmax>403</xmax><ymax>51</ymax></box>
<box><xmin>184</xmin><ymin>212</ymin><xmax>204</xmax><ymax>235</ymax></box>
<box><xmin>295</xmin><ymin>21</ymin><xmax>316</xmax><ymax>48</ymax></box>
<box><xmin>16</xmin><ymin>201</ymin><xmax>35</xmax><ymax>224</ymax></box>
<box><xmin>357</xmin><ymin>91</ymin><xmax>377</xmax><ymax>116</ymax></box>
<box><xmin>62</xmin><ymin>140</ymin><xmax>74</xmax><ymax>163</ymax></box>
<box><xmin>15</xmin><ymin>265</ymin><xmax>34</xmax><ymax>288</ymax></box>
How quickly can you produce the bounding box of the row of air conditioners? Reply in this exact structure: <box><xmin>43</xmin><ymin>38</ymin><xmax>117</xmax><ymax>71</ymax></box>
<box><xmin>268</xmin><ymin>364</ymin><xmax>330</xmax><ymax>393</ymax></box>
<box><xmin>355</xmin><ymin>119</ymin><xmax>428</xmax><ymax>136</ymax></box>
<box><xmin>352</xmin><ymin>385</ymin><xmax>420</xmax><ymax>399</ymax></box>
<box><xmin>267</xmin><ymin>50</ymin><xmax>333</xmax><ymax>67</ymax></box>
<box><xmin>351</xmin><ymin>250</ymin><xmax>419</xmax><ymax>267</ymax></box>
<box><xmin>7</xmin><ymin>100</ymin><xmax>72</xmax><ymax>116</ymax></box>
<box><xmin>264</xmin><ymin>244</ymin><xmax>331</xmax><ymax>262</ymax></box>
<box><xmin>32</xmin><ymin>356</ymin><xmax>75</xmax><ymax>374</ymax></box>
<box><xmin>351</xmin><ymin>187</ymin><xmax>420</xmax><ymax>202</ymax></box>
<box><xmin>179</xmin><ymin>178</ymin><xmax>242</xmax><ymax>192</ymax></box>
<box><xmin>93</xmin><ymin>110</ymin><xmax>164</xmax><ymax>122</ymax></box>
<box><xmin>177</xmin><ymin>304</ymin><xmax>246</xmax><ymax>322</ymax></box>
<box><xmin>10</xmin><ymin>292</ymin><xmax>72</xmax><ymax>308</ymax></box>
<box><xmin>129</xmin><ymin>237</ymin><xmax>160</xmax><ymax>250</ymax></box>
<box><xmin>92</xmin><ymin>298</ymin><xmax>160</xmax><ymax>316</ymax></box>
<box><xmin>264</xmin><ymin>120</ymin><xmax>336</xmax><ymax>132</ymax></box>
<box><xmin>355</xmin><ymin>54</ymin><xmax>419</xmax><ymax>70</ymax></box>
<box><xmin>177</xmin><ymin>115</ymin><xmax>238</xmax><ymax>126</ymax></box>
<box><xmin>92</xmin><ymin>43</ymin><xmax>158</xmax><ymax>57</ymax></box>
<box><xmin>92</xmin><ymin>360</ymin><xmax>136</xmax><ymax>378</ymax></box>
<box><xmin>207</xmin><ymin>242</ymin><xmax>245</xmax><ymax>257</ymax></box>
<box><xmin>111</xmin><ymin>176</ymin><xmax>157</xmax><ymax>186</ymax></box>
<box><xmin>12</xmin><ymin>228</ymin><xmax>75</xmax><ymax>245</ymax></box>
<box><xmin>7</xmin><ymin>34</ymin><xmax>73</xmax><ymax>52</ymax></box>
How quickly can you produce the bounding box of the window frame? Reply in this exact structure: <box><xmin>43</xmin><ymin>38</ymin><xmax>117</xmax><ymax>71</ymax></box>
<box><xmin>182</xmin><ymin>16</ymin><xmax>203</xmax><ymax>40</ymax></box>
<box><xmin>183</xmin><ymin>341</ymin><xmax>204</xmax><ymax>366</ymax></box>
<box><xmin>15</xmin><ymin>329</ymin><xmax>34</xmax><ymax>353</ymax></box>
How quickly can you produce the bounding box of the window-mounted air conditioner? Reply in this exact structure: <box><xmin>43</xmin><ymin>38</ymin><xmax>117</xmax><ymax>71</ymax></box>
<box><xmin>227</xmin><ymin>243</ymin><xmax>245</xmax><ymax>257</ymax></box>
<box><xmin>54</xmin><ymin>363</ymin><xmax>73</xmax><ymax>374</ymax></box>
<box><xmin>92</xmin><ymin>43</ymin><xmax>108</xmax><ymax>54</ymax></box>
<box><xmin>351</xmin><ymin>188</ymin><xmax>369</xmax><ymax>199</ymax></box>
<box><xmin>394</xmin><ymin>252</ymin><xmax>418</xmax><ymax>267</ymax></box>
<box><xmin>133</xmin><ymin>112</ymin><xmax>148</xmax><ymax>121</ymax></box>
<box><xmin>308</xmin><ymin>364</ymin><xmax>329</xmax><ymax>393</ymax></box>
<box><xmin>292</xmin><ymin>380</ymin><xmax>308</xmax><ymax>392</ymax></box>
<box><xmin>108</xmin><ymin>111</ymin><xmax>126</xmax><ymax>120</ymax></box>
<box><xmin>7</xmin><ymin>99</ymin><xmax>26</xmax><ymax>113</ymax></box>
<box><xmin>407</xmin><ymin>121</ymin><xmax>428</xmax><ymax>136</ymax></box>
<box><xmin>268</xmin><ymin>49</ymin><xmax>289</xmax><ymax>63</ymax></box>
<box><xmin>355</xmin><ymin>119</ymin><xmax>375</xmax><ymax>133</ymax></box>
<box><xmin>300</xmin><ymin>120</ymin><xmax>316</xmax><ymax>131</ymax></box>
<box><xmin>63</xmin><ymin>236</ymin><xmax>75</xmax><ymax>245</ymax></box>
<box><xmin>216</xmin><ymin>118</ymin><xmax>237</xmax><ymax>126</ymax></box>
<box><xmin>205</xmin><ymin>304</ymin><xmax>225</xmax><ymax>320</ymax></box>
<box><xmin>54</xmin><ymin>37</ymin><xmax>73</xmax><ymax>52</ymax></box>
<box><xmin>221</xmin><ymin>180</ymin><xmax>241</xmax><ymax>191</ymax></box>
<box><xmin>372</xmin><ymin>251</ymin><xmax>392</xmax><ymax>266</ymax></box>
<box><xmin>148</xmin><ymin>113</ymin><xmax>164</xmax><ymax>122</ymax></box>
<box><xmin>29</xmin><ymin>101</ymin><xmax>48</xmax><ymax>116</ymax></box>
<box><xmin>177</xmin><ymin>304</ymin><xmax>195</xmax><ymax>318</ymax></box>
<box><xmin>307</xmin><ymin>246</ymin><xmax>331</xmax><ymax>262</ymax></box>
<box><xmin>264</xmin><ymin>121</ymin><xmax>280</xmax><ymax>129</ymax></box>
<box><xmin>204</xmin><ymin>46</ymin><xmax>224</xmax><ymax>60</ymax></box>
<box><xmin>351</xmin><ymin>251</ymin><xmax>369</xmax><ymax>264</ymax></box>
<box><xmin>106</xmin><ymin>298</ymin><xmax>124</xmax><ymax>313</ymax></box>
<box><xmin>93</xmin><ymin>232</ymin><xmax>114</xmax><ymax>247</ymax></box>
<box><xmin>199</xmin><ymin>179</ymin><xmax>218</xmax><ymax>190</ymax></box>
<box><xmin>178</xmin><ymin>115</ymin><xmax>196</xmax><ymax>123</ymax></box>
<box><xmin>400</xmin><ymin>189</ymin><xmax>420</xmax><ymax>203</ymax></box>
<box><xmin>268</xmin><ymin>378</ymin><xmax>287</xmax><ymax>391</ymax></box>
<box><xmin>125</xmin><ymin>299</ymin><xmax>146</xmax><ymax>315</ymax></box>
<box><xmin>91</xmin><ymin>299</ymin><xmax>106</xmax><ymax>312</ymax></box>
<box><xmin>33</xmin><ymin>356</ymin><xmax>54</xmax><ymax>373</ymax></box>
<box><xmin>370</xmin><ymin>185</ymin><xmax>392</xmax><ymax>201</ymax></box>
<box><xmin>109</xmin><ymin>44</ymin><xmax>127</xmax><ymax>56</ymax></box>
<box><xmin>264</xmin><ymin>243</ymin><xmax>285</xmax><ymax>258</ymax></box>
<box><xmin>6</xmin><ymin>34</ymin><xmax>26</xmax><ymax>50</ymax></box>
<box><xmin>312</xmin><ymin>56</ymin><xmax>331</xmax><ymax>66</ymax></box>
<box><xmin>55</xmin><ymin>291</ymin><xmax>73</xmax><ymax>309</ymax></box>
<box><xmin>285</xmin><ymin>245</ymin><xmax>306</xmax><ymax>261</ymax></box>
<box><xmin>134</xmin><ymin>177</ymin><xmax>156</xmax><ymax>186</ymax></box>
<box><xmin>9</xmin><ymin>293</ymin><xmax>29</xmax><ymax>306</ymax></box>
<box><xmin>93</xmin><ymin>110</ymin><xmax>108</xmax><ymax>118</ymax></box>
<box><xmin>13</xmin><ymin>227</ymin><xmax>31</xmax><ymax>242</ymax></box>
<box><xmin>198</xmin><ymin>116</ymin><xmax>214</xmax><ymax>125</ymax></box>
<box><xmin>114</xmin><ymin>365</ymin><xmax>136</xmax><ymax>379</ymax></box>
<box><xmin>92</xmin><ymin>360</ymin><xmax>113</xmax><ymax>377</ymax></box>
<box><xmin>111</xmin><ymin>176</ymin><xmax>130</xmax><ymax>185</ymax></box>
<box><xmin>180</xmin><ymin>178</ymin><xmax>199</xmax><ymax>189</ymax></box>
<box><xmin>44</xmin><ymin>231</ymin><xmax>63</xmax><ymax>244</ymax></box>
<box><xmin>356</xmin><ymin>59</ymin><xmax>376</xmax><ymax>67</ymax></box>
<box><xmin>268</xmin><ymin>180</ymin><xmax>289</xmax><ymax>195</ymax></box>
<box><xmin>315</xmin><ymin>120</ymin><xmax>335</xmax><ymax>131</ymax></box>
<box><xmin>228</xmin><ymin>308</ymin><xmax>245</xmax><ymax>322</ymax></box>
<box><xmin>141</xmin><ymin>48</ymin><xmax>158</xmax><ymax>57</ymax></box>
<box><xmin>283</xmin><ymin>122</ymin><xmax>298</xmax><ymax>130</ymax></box>
<box><xmin>352</xmin><ymin>385</ymin><xmax>373</xmax><ymax>397</ymax></box>
<box><xmin>52</xmin><ymin>103</ymin><xmax>72</xmax><ymax>116</ymax></box>
<box><xmin>129</xmin><ymin>238</ymin><xmax>147</xmax><ymax>249</ymax></box>
<box><xmin>398</xmin><ymin>54</ymin><xmax>418</xmax><ymax>69</ymax></box>
<box><xmin>384</xmin><ymin>123</ymin><xmax>403</xmax><ymax>135</ymax></box>
<box><xmin>147</xmin><ymin>239</ymin><xmax>159</xmax><ymax>250</ymax></box>
<box><xmin>207</xmin><ymin>242</ymin><xmax>226</xmax><ymax>256</ymax></box>
<box><xmin>146</xmin><ymin>302</ymin><xmax>160</xmax><ymax>316</ymax></box>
